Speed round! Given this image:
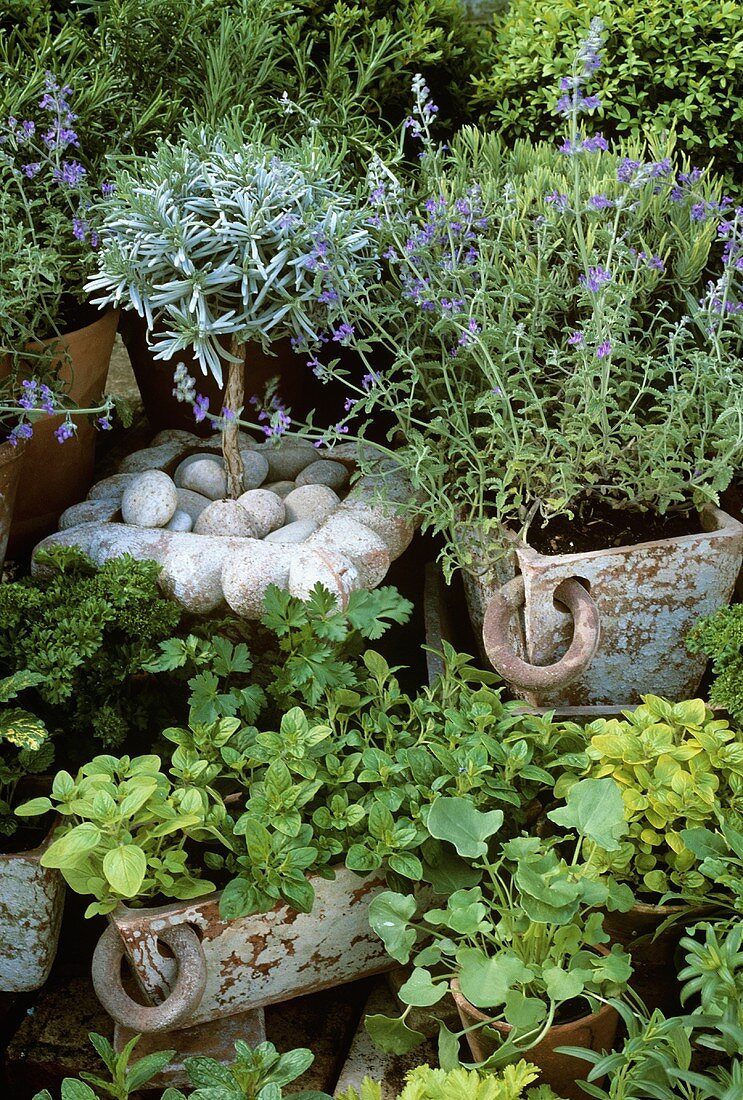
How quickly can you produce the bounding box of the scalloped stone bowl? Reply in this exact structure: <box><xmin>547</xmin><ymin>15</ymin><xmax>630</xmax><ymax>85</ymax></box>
<box><xmin>31</xmin><ymin>430</ymin><xmax>417</xmax><ymax>616</ymax></box>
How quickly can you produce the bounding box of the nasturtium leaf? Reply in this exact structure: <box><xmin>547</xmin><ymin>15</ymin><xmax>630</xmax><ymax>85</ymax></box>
<box><xmin>365</xmin><ymin>1014</ymin><xmax>425</xmax><ymax>1055</ymax></box>
<box><xmin>398</xmin><ymin>968</ymin><xmax>448</xmax><ymax>1007</ymax></box>
<box><xmin>503</xmin><ymin>989</ymin><xmax>547</xmax><ymax>1032</ymax></box>
<box><xmin>543</xmin><ymin>966</ymin><xmax>586</xmax><ymax>1004</ymax></box>
<box><xmin>368</xmin><ymin>892</ymin><xmax>417</xmax><ymax>963</ymax></box>
<box><xmin>426</xmin><ymin>798</ymin><xmax>503</xmax><ymax>858</ymax></box>
<box><xmin>547</xmin><ymin>778</ymin><xmax>627</xmax><ymax>850</ymax></box>
<box><xmin>437</xmin><ymin>1021</ymin><xmax>462</xmax><ymax>1072</ymax></box>
<box><xmin>457</xmin><ymin>947</ymin><xmax>533</xmax><ymax>1009</ymax></box>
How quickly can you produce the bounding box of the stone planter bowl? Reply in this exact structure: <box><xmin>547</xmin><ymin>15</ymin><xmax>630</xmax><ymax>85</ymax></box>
<box><xmin>31</xmin><ymin>431</ymin><xmax>417</xmax><ymax>615</ymax></box>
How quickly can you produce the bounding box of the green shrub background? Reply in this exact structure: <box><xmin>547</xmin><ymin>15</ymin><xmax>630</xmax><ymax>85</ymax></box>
<box><xmin>471</xmin><ymin>0</ymin><xmax>743</xmax><ymax>194</ymax></box>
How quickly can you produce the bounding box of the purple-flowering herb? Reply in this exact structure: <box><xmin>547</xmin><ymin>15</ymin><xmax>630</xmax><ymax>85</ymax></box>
<box><xmin>580</xmin><ymin>265</ymin><xmax>612</xmax><ymax>292</ymax></box>
<box><xmin>369</xmin><ymin>184</ymin><xmax>385</xmax><ymax>205</ymax></box>
<box><xmin>332</xmin><ymin>322</ymin><xmax>355</xmax><ymax>344</ymax></box>
<box><xmin>546</xmin><ymin>191</ymin><xmax>569</xmax><ymax>211</ymax></box>
<box><xmin>588</xmin><ymin>193</ymin><xmax>613</xmax><ymax>210</ymax></box>
<box><xmin>39</xmin><ymin>384</ymin><xmax>55</xmax><ymax>414</ymax></box>
<box><xmin>577</xmin><ymin>17</ymin><xmax>604</xmax><ymax>75</ymax></box>
<box><xmin>649</xmin><ymin>158</ymin><xmax>672</xmax><ymax>178</ymax></box>
<box><xmin>344</xmin><ymin>397</ymin><xmax>355</xmax><ymax>412</ymax></box>
<box><xmin>582</xmin><ymin>133</ymin><xmax>609</xmax><ymax>153</ymax></box>
<box><xmin>383</xmin><ymin>246</ymin><xmax>398</xmax><ymax>262</ymax></box>
<box><xmin>101</xmin><ymin>182</ymin><xmax>116</xmax><ymax>197</ymax></box>
<box><xmin>97</xmin><ymin>416</ymin><xmax>112</xmax><ymax>430</ymax></box>
<box><xmin>72</xmin><ymin>217</ymin><xmax>88</xmax><ymax>242</ymax></box>
<box><xmin>22</xmin><ymin>162</ymin><xmax>41</xmax><ymax>178</ymax></box>
<box><xmin>193</xmin><ymin>394</ymin><xmax>210</xmax><ymax>422</ymax></box>
<box><xmin>54</xmin><ymin>421</ymin><xmax>76</xmax><ymax>443</ymax></box>
<box><xmin>596</xmin><ymin>340</ymin><xmax>612</xmax><ymax>359</ymax></box>
<box><xmin>220</xmin><ymin>406</ymin><xmax>236</xmax><ymax>422</ymax></box>
<box><xmin>318</xmin><ymin>287</ymin><xmax>339</xmax><ymax>304</ymax></box>
<box><xmin>617</xmin><ymin>158</ymin><xmax>641</xmax><ymax>183</ymax></box>
<box><xmin>568</xmin><ymin>331</ymin><xmax>584</xmax><ymax>345</ymax></box>
<box><xmin>691</xmin><ymin>203</ymin><xmax>707</xmax><ymax>222</ymax></box>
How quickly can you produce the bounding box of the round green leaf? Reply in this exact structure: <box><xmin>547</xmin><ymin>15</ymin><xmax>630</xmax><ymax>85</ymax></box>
<box><xmin>102</xmin><ymin>845</ymin><xmax>147</xmax><ymax>897</ymax></box>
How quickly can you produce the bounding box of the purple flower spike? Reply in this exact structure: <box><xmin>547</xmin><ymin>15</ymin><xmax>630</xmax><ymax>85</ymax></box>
<box><xmin>596</xmin><ymin>341</ymin><xmax>612</xmax><ymax>359</ymax></box>
<box><xmin>54</xmin><ymin>421</ymin><xmax>76</xmax><ymax>444</ymax></box>
<box><xmin>193</xmin><ymin>394</ymin><xmax>210</xmax><ymax>422</ymax></box>
<box><xmin>568</xmin><ymin>331</ymin><xmax>584</xmax><ymax>346</ymax></box>
<box><xmin>580</xmin><ymin>266</ymin><xmax>612</xmax><ymax>292</ymax></box>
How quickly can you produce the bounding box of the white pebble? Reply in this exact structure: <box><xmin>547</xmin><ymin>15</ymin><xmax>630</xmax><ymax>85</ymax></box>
<box><xmin>166</xmin><ymin>509</ymin><xmax>193</xmax><ymax>532</ymax></box>
<box><xmin>194</xmin><ymin>499</ymin><xmax>260</xmax><ymax>538</ymax></box>
<box><xmin>263</xmin><ymin>481</ymin><xmax>296</xmax><ymax>498</ymax></box>
<box><xmin>264</xmin><ymin>519</ymin><xmax>318</xmax><ymax>545</ymax></box>
<box><xmin>121</xmin><ymin>470</ymin><xmax>178</xmax><ymax>528</ymax></box>
<box><xmin>177</xmin><ymin>458</ymin><xmax>227</xmax><ymax>500</ymax></box>
<box><xmin>295</xmin><ymin>459</ymin><xmax>349</xmax><ymax>492</ymax></box>
<box><xmin>283</xmin><ymin>484</ymin><xmax>340</xmax><ymax>525</ymax></box>
<box><xmin>236</xmin><ymin>489</ymin><xmax>285</xmax><ymax>538</ymax></box>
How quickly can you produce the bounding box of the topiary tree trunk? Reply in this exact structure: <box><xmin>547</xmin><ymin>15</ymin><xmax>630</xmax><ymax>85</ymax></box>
<box><xmin>222</xmin><ymin>339</ymin><xmax>246</xmax><ymax>499</ymax></box>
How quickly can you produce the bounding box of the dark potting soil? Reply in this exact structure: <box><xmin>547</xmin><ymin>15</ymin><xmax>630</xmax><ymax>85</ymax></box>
<box><xmin>526</xmin><ymin>498</ymin><xmax>703</xmax><ymax>557</ymax></box>
<box><xmin>0</xmin><ymin>819</ymin><xmax>50</xmax><ymax>857</ymax></box>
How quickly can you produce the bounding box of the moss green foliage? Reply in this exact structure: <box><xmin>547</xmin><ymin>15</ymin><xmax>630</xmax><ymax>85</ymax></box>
<box><xmin>340</xmin><ymin>1063</ymin><xmax>564</xmax><ymax>1099</ymax></box>
<box><xmin>471</xmin><ymin>0</ymin><xmax>743</xmax><ymax>196</ymax></box>
<box><xmin>0</xmin><ymin>546</ymin><xmax>181</xmax><ymax>754</ymax></box>
<box><xmin>0</xmin><ymin>670</ymin><xmax>52</xmax><ymax>836</ymax></box>
<box><xmin>554</xmin><ymin>696</ymin><xmax>743</xmax><ymax>896</ymax></box>
<box><xmin>687</xmin><ymin>603</ymin><xmax>743</xmax><ymax>726</ymax></box>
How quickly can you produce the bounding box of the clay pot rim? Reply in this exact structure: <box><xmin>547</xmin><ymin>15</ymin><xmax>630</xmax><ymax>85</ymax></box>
<box><xmin>450</xmin><ymin>975</ymin><xmax>617</xmax><ymax>1036</ymax></box>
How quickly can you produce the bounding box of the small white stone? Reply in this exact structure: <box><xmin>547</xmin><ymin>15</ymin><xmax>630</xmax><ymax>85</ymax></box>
<box><xmin>221</xmin><ymin>542</ymin><xmax>299</xmax><ymax>619</ymax></box>
<box><xmin>307</xmin><ymin>515</ymin><xmax>390</xmax><ymax>588</ymax></box>
<box><xmin>283</xmin><ymin>484</ymin><xmax>340</xmax><ymax>525</ymax></box>
<box><xmin>295</xmin><ymin>459</ymin><xmax>350</xmax><ymax>492</ymax></box>
<box><xmin>173</xmin><ymin>451</ymin><xmax>223</xmax><ymax>486</ymax></box>
<box><xmin>260</xmin><ymin>441</ymin><xmax>317</xmax><ymax>481</ymax></box>
<box><xmin>194</xmin><ymin>499</ymin><xmax>260</xmax><ymax>538</ymax></box>
<box><xmin>120</xmin><ymin>441</ymin><xmax>186</xmax><ymax>473</ymax></box>
<box><xmin>236</xmin><ymin>489</ymin><xmax>285</xmax><ymax>538</ymax></box>
<box><xmin>263</xmin><ymin>481</ymin><xmax>296</xmax><ymax>498</ymax></box>
<box><xmin>289</xmin><ymin>547</ymin><xmax>361</xmax><ymax>609</ymax></box>
<box><xmin>176</xmin><ymin>488</ymin><xmax>211</xmax><ymax>522</ymax></box>
<box><xmin>166</xmin><ymin>509</ymin><xmax>193</xmax><ymax>532</ymax></box>
<box><xmin>121</xmin><ymin>470</ymin><xmax>178</xmax><ymax>528</ymax></box>
<box><xmin>177</xmin><ymin>458</ymin><xmax>228</xmax><ymax>500</ymax></box>
<box><xmin>240</xmin><ymin>451</ymin><xmax>270</xmax><ymax>491</ymax></box>
<box><xmin>264</xmin><ymin>519</ymin><xmax>318</xmax><ymax>545</ymax></box>
<box><xmin>87</xmin><ymin>473</ymin><xmax>140</xmax><ymax>502</ymax></box>
<box><xmin>59</xmin><ymin>499</ymin><xmax>119</xmax><ymax>530</ymax></box>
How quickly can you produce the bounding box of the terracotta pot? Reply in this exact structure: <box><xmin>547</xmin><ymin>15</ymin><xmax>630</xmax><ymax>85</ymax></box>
<box><xmin>91</xmin><ymin>866</ymin><xmax>397</xmax><ymax>1035</ymax></box>
<box><xmin>462</xmin><ymin>504</ymin><xmax>743</xmax><ymax>707</ymax></box>
<box><xmin>603</xmin><ymin>900</ymin><xmax>698</xmax><ymax>1017</ymax></box>
<box><xmin>0</xmin><ymin>437</ymin><xmax>27</xmax><ymax>568</ymax></box>
<box><xmin>1</xmin><ymin>309</ymin><xmax>119</xmax><ymax>556</ymax></box>
<box><xmin>451</xmin><ymin>979</ymin><xmax>618</xmax><ymax>1100</ymax></box>
<box><xmin>119</xmin><ymin>312</ymin><xmax>308</xmax><ymax>437</ymax></box>
<box><xmin>0</xmin><ymin>815</ymin><xmax>66</xmax><ymax>992</ymax></box>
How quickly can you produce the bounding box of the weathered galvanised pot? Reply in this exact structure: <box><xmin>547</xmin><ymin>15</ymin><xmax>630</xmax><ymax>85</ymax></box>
<box><xmin>91</xmin><ymin>867</ymin><xmax>397</xmax><ymax>1034</ymax></box>
<box><xmin>0</xmin><ymin>817</ymin><xmax>65</xmax><ymax>992</ymax></box>
<box><xmin>0</xmin><ymin>437</ymin><xmax>27</xmax><ymax>568</ymax></box>
<box><xmin>451</xmin><ymin>978</ymin><xmax>618</xmax><ymax>1100</ymax></box>
<box><xmin>463</xmin><ymin>505</ymin><xmax>743</xmax><ymax>707</ymax></box>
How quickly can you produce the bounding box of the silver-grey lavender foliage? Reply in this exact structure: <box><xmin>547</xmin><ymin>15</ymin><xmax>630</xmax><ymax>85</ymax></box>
<box><xmin>86</xmin><ymin>129</ymin><xmax>377</xmax><ymax>383</ymax></box>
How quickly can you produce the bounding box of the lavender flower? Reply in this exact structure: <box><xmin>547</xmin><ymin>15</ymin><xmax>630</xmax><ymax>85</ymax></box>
<box><xmin>332</xmin><ymin>322</ymin><xmax>355</xmax><ymax>344</ymax></box>
<box><xmin>54</xmin><ymin>420</ymin><xmax>76</xmax><ymax>443</ymax></box>
<box><xmin>193</xmin><ymin>394</ymin><xmax>210</xmax><ymax>422</ymax></box>
<box><xmin>568</xmin><ymin>331</ymin><xmax>585</xmax><ymax>345</ymax></box>
<box><xmin>596</xmin><ymin>340</ymin><xmax>612</xmax><ymax>358</ymax></box>
<box><xmin>588</xmin><ymin>194</ymin><xmax>613</xmax><ymax>210</ymax></box>
<box><xmin>580</xmin><ymin>265</ymin><xmax>612</xmax><ymax>292</ymax></box>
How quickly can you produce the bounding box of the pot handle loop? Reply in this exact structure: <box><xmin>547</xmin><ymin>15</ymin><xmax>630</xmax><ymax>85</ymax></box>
<box><xmin>482</xmin><ymin>575</ymin><xmax>600</xmax><ymax>692</ymax></box>
<box><xmin>92</xmin><ymin>923</ymin><xmax>207</xmax><ymax>1033</ymax></box>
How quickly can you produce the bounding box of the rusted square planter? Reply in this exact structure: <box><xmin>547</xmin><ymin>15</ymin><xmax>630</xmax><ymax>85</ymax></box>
<box><xmin>92</xmin><ymin>867</ymin><xmax>396</xmax><ymax>1034</ymax></box>
<box><xmin>463</xmin><ymin>504</ymin><xmax>743</xmax><ymax>707</ymax></box>
<box><xmin>0</xmin><ymin>818</ymin><xmax>65</xmax><ymax>992</ymax></box>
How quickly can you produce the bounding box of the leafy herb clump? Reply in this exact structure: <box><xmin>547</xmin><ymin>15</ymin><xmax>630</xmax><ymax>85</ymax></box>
<box><xmin>0</xmin><ymin>546</ymin><xmax>182</xmax><ymax>753</ymax></box>
<box><xmin>0</xmin><ymin>670</ymin><xmax>52</xmax><ymax>837</ymax></box>
<box><xmin>687</xmin><ymin>604</ymin><xmax>743</xmax><ymax>726</ymax></box>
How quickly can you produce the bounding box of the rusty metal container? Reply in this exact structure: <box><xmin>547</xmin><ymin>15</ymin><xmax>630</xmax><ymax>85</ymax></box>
<box><xmin>464</xmin><ymin>504</ymin><xmax>743</xmax><ymax>707</ymax></box>
<box><xmin>0</xmin><ymin>818</ymin><xmax>65</xmax><ymax>991</ymax></box>
<box><xmin>92</xmin><ymin>867</ymin><xmax>396</xmax><ymax>1034</ymax></box>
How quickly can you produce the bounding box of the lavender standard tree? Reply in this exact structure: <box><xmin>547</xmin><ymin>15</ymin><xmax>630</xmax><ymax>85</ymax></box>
<box><xmin>86</xmin><ymin>126</ymin><xmax>376</xmax><ymax>496</ymax></box>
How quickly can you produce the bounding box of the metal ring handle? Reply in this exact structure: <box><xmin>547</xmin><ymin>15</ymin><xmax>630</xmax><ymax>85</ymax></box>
<box><xmin>483</xmin><ymin>575</ymin><xmax>601</xmax><ymax>692</ymax></box>
<box><xmin>92</xmin><ymin>923</ymin><xmax>207</xmax><ymax>1033</ymax></box>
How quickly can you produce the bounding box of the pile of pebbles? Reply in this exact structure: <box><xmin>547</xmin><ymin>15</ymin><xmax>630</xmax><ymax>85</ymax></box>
<box><xmin>34</xmin><ymin>430</ymin><xmax>417</xmax><ymax>617</ymax></box>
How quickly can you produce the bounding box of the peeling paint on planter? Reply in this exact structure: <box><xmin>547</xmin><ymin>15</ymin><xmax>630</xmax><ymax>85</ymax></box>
<box><xmin>0</xmin><ymin>819</ymin><xmax>65</xmax><ymax>992</ymax></box>
<box><xmin>465</xmin><ymin>505</ymin><xmax>743</xmax><ymax>707</ymax></box>
<box><xmin>95</xmin><ymin>868</ymin><xmax>396</xmax><ymax>1031</ymax></box>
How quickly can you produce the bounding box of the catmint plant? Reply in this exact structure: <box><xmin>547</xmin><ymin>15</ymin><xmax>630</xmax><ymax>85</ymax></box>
<box><xmin>87</xmin><ymin>124</ymin><xmax>376</xmax><ymax>495</ymax></box>
<box><xmin>314</xmin><ymin>44</ymin><xmax>743</xmax><ymax>576</ymax></box>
